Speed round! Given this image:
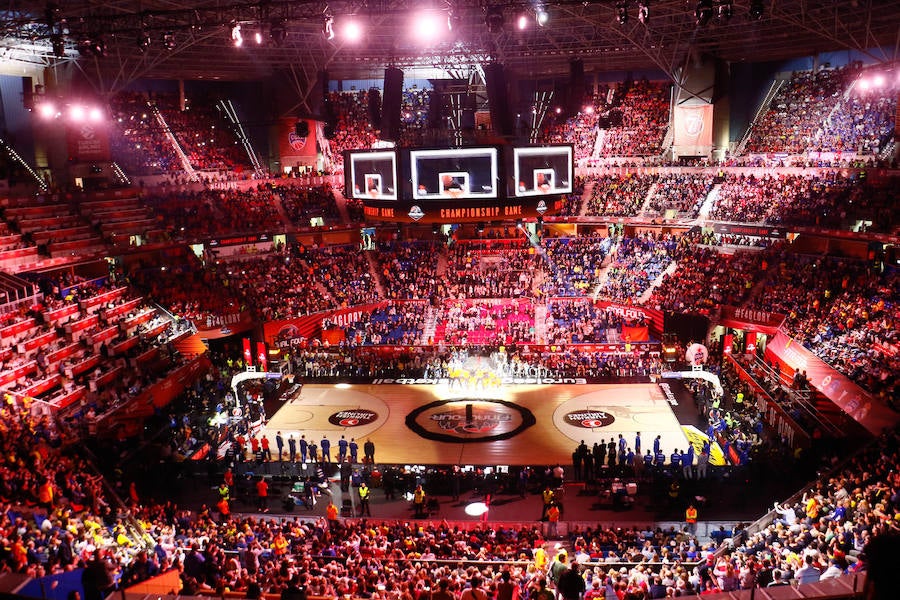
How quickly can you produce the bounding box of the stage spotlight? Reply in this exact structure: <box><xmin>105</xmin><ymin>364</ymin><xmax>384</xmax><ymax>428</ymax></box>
<box><xmin>342</xmin><ymin>19</ymin><xmax>363</xmax><ymax>43</ymax></box>
<box><xmin>517</xmin><ymin>12</ymin><xmax>529</xmax><ymax>31</ymax></box>
<box><xmin>412</xmin><ymin>12</ymin><xmax>446</xmax><ymax>43</ymax></box>
<box><xmin>88</xmin><ymin>107</ymin><xmax>103</xmax><ymax>122</ymax></box>
<box><xmin>69</xmin><ymin>105</ymin><xmax>85</xmax><ymax>122</ymax></box>
<box><xmin>748</xmin><ymin>0</ymin><xmax>764</xmax><ymax>20</ymax></box>
<box><xmin>695</xmin><ymin>0</ymin><xmax>713</xmax><ymax>26</ymax></box>
<box><xmin>873</xmin><ymin>74</ymin><xmax>886</xmax><ymax>87</ymax></box>
<box><xmin>163</xmin><ymin>32</ymin><xmax>177</xmax><ymax>50</ymax></box>
<box><xmin>254</xmin><ymin>30</ymin><xmax>264</xmax><ymax>45</ymax></box>
<box><xmin>231</xmin><ymin>23</ymin><xmax>243</xmax><ymax>46</ymax></box>
<box><xmin>858</xmin><ymin>79</ymin><xmax>870</xmax><ymax>91</ymax></box>
<box><xmin>448</xmin><ymin>10</ymin><xmax>461</xmax><ymax>32</ymax></box>
<box><xmin>485</xmin><ymin>7</ymin><xmax>505</xmax><ymax>33</ymax></box>
<box><xmin>536</xmin><ymin>7</ymin><xmax>550</xmax><ymax>27</ymax></box>
<box><xmin>465</xmin><ymin>502</ymin><xmax>488</xmax><ymax>517</ymax></box>
<box><xmin>78</xmin><ymin>38</ymin><xmax>105</xmax><ymax>57</ymax></box>
<box><xmin>638</xmin><ymin>1</ymin><xmax>650</xmax><ymax>24</ymax></box>
<box><xmin>38</xmin><ymin>103</ymin><xmax>56</xmax><ymax>119</ymax></box>
<box><xmin>616</xmin><ymin>2</ymin><xmax>628</xmax><ymax>25</ymax></box>
<box><xmin>717</xmin><ymin>0</ymin><xmax>733</xmax><ymax>21</ymax></box>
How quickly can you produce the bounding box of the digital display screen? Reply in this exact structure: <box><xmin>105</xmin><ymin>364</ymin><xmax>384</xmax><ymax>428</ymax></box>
<box><xmin>410</xmin><ymin>148</ymin><xmax>499</xmax><ymax>200</ymax></box>
<box><xmin>512</xmin><ymin>145</ymin><xmax>574</xmax><ymax>197</ymax></box>
<box><xmin>346</xmin><ymin>150</ymin><xmax>398</xmax><ymax>201</ymax></box>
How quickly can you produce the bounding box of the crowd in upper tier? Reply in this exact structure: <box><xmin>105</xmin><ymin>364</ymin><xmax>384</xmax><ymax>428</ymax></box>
<box><xmin>109</xmin><ymin>92</ymin><xmax>252</xmax><ymax>177</ymax></box>
<box><xmin>551</xmin><ymin>170</ymin><xmax>897</xmax><ymax>233</ymax></box>
<box><xmin>595</xmin><ymin>81</ymin><xmax>671</xmax><ymax>158</ymax></box>
<box><xmin>746</xmin><ymin>65</ymin><xmax>898</xmax><ymax>155</ymax></box>
<box><xmin>325</xmin><ymin>91</ymin><xmax>380</xmax><ymax>172</ymax></box>
<box><xmin>101</xmin><ymin>63</ymin><xmax>898</xmax><ymax>188</ymax></box>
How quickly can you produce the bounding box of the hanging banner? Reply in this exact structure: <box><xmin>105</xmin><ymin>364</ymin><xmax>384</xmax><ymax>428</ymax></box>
<box><xmin>622</xmin><ymin>325</ymin><xmax>650</xmax><ymax>342</ymax></box>
<box><xmin>720</xmin><ymin>305</ymin><xmax>786</xmax><ymax>336</ymax></box>
<box><xmin>723</xmin><ymin>333</ymin><xmax>733</xmax><ymax>354</ymax></box>
<box><xmin>256</xmin><ymin>341</ymin><xmax>268</xmax><ymax>372</ymax></box>
<box><xmin>672</xmin><ymin>105</ymin><xmax>713</xmax><ymax>153</ymax></box>
<box><xmin>278</xmin><ymin>118</ymin><xmax>318</xmax><ymax>167</ymax></box>
<box><xmin>242</xmin><ymin>337</ymin><xmax>252</xmax><ymax>367</ymax></box>
<box><xmin>594</xmin><ymin>300</ymin><xmax>665</xmax><ymax>337</ymax></box>
<box><xmin>66</xmin><ymin>122</ymin><xmax>111</xmax><ymax>162</ymax></box>
<box><xmin>745</xmin><ymin>332</ymin><xmax>757</xmax><ymax>354</ymax></box>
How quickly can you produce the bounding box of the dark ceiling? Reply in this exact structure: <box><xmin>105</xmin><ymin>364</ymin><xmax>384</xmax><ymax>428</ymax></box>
<box><xmin>1</xmin><ymin>1</ymin><xmax>898</xmax><ymax>91</ymax></box>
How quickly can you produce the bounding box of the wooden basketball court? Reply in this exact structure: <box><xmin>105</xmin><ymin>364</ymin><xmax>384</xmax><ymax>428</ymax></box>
<box><xmin>261</xmin><ymin>382</ymin><xmax>691</xmax><ymax>467</ymax></box>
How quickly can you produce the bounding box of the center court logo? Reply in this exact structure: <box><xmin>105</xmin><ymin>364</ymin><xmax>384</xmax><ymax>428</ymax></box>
<box><xmin>406</xmin><ymin>398</ymin><xmax>535</xmax><ymax>443</ymax></box>
<box><xmin>328</xmin><ymin>409</ymin><xmax>378</xmax><ymax>427</ymax></box>
<box><xmin>563</xmin><ymin>410</ymin><xmax>616</xmax><ymax>429</ymax></box>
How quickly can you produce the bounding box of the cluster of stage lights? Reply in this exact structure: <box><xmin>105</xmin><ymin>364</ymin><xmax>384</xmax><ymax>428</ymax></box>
<box><xmin>614</xmin><ymin>0</ymin><xmax>764</xmax><ymax>27</ymax></box>
<box><xmin>289</xmin><ymin>5</ymin><xmax>553</xmax><ymax>45</ymax></box>
<box><xmin>229</xmin><ymin>19</ymin><xmax>290</xmax><ymax>47</ymax></box>
<box><xmin>857</xmin><ymin>72</ymin><xmax>900</xmax><ymax>92</ymax></box>
<box><xmin>34</xmin><ymin>102</ymin><xmax>104</xmax><ymax>123</ymax></box>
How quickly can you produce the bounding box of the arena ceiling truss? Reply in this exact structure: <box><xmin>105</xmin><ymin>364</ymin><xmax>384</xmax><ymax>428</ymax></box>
<box><xmin>0</xmin><ymin>1</ymin><xmax>897</xmax><ymax>93</ymax></box>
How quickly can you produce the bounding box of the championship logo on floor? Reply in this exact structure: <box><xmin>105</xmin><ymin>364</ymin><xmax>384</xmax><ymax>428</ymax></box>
<box><xmin>405</xmin><ymin>398</ymin><xmax>536</xmax><ymax>443</ymax></box>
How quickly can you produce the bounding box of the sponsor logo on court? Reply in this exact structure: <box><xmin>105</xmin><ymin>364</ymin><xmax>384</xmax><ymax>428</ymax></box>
<box><xmin>658</xmin><ymin>382</ymin><xmax>679</xmax><ymax>407</ymax></box>
<box><xmin>406</xmin><ymin>398</ymin><xmax>535</xmax><ymax>443</ymax></box>
<box><xmin>563</xmin><ymin>410</ymin><xmax>616</xmax><ymax>428</ymax></box>
<box><xmin>328</xmin><ymin>409</ymin><xmax>378</xmax><ymax>427</ymax></box>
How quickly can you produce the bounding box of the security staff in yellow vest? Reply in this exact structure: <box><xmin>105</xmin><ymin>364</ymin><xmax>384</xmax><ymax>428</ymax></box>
<box><xmin>541</xmin><ymin>486</ymin><xmax>555</xmax><ymax>520</ymax></box>
<box><xmin>685</xmin><ymin>503</ymin><xmax>698</xmax><ymax>535</ymax></box>
<box><xmin>413</xmin><ymin>484</ymin><xmax>426</xmax><ymax>518</ymax></box>
<box><xmin>358</xmin><ymin>481</ymin><xmax>371</xmax><ymax>516</ymax></box>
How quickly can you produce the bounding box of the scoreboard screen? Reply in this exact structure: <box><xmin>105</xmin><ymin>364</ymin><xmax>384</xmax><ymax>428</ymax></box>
<box><xmin>410</xmin><ymin>148</ymin><xmax>499</xmax><ymax>200</ymax></box>
<box><xmin>345</xmin><ymin>150</ymin><xmax>398</xmax><ymax>201</ymax></box>
<box><xmin>511</xmin><ymin>145</ymin><xmax>574</xmax><ymax>197</ymax></box>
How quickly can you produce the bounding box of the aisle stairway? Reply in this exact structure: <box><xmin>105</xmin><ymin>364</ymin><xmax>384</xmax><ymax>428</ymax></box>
<box><xmin>577</xmin><ymin>179</ymin><xmax>598</xmax><ymax>217</ymax></box>
<box><xmin>590</xmin><ymin>238</ymin><xmax>620</xmax><ymax>300</ymax></box>
<box><xmin>421</xmin><ymin>306</ymin><xmax>437</xmax><ymax>344</ymax></box>
<box><xmin>697</xmin><ymin>184</ymin><xmax>721</xmax><ymax>221</ymax></box>
<box><xmin>152</xmin><ymin>106</ymin><xmax>199</xmax><ymax>182</ymax></box>
<box><xmin>533</xmin><ymin>304</ymin><xmax>548</xmax><ymax>344</ymax></box>
<box><xmin>364</xmin><ymin>251</ymin><xmax>386</xmax><ymax>297</ymax></box>
<box><xmin>638</xmin><ymin>182</ymin><xmax>659</xmax><ymax>216</ymax></box>
<box><xmin>636</xmin><ymin>261</ymin><xmax>677</xmax><ymax>304</ymax></box>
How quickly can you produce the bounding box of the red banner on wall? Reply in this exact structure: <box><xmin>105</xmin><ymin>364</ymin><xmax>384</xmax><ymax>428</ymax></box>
<box><xmin>720</xmin><ymin>305</ymin><xmax>786</xmax><ymax>335</ymax></box>
<box><xmin>242</xmin><ymin>337</ymin><xmax>252</xmax><ymax>367</ymax></box>
<box><xmin>593</xmin><ymin>300</ymin><xmax>665</xmax><ymax>337</ymax></box>
<box><xmin>66</xmin><ymin>122</ymin><xmax>111</xmax><ymax>162</ymax></box>
<box><xmin>278</xmin><ymin>118</ymin><xmax>318</xmax><ymax>166</ymax></box>
<box><xmin>764</xmin><ymin>331</ymin><xmax>898</xmax><ymax>435</ymax></box>
<box><xmin>672</xmin><ymin>105</ymin><xmax>713</xmax><ymax>151</ymax></box>
<box><xmin>745</xmin><ymin>331</ymin><xmax>757</xmax><ymax>353</ymax></box>
<box><xmin>256</xmin><ymin>342</ymin><xmax>268</xmax><ymax>372</ymax></box>
<box><xmin>263</xmin><ymin>302</ymin><xmax>390</xmax><ymax>348</ymax></box>
<box><xmin>723</xmin><ymin>333</ymin><xmax>733</xmax><ymax>354</ymax></box>
<box><xmin>622</xmin><ymin>325</ymin><xmax>649</xmax><ymax>342</ymax></box>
